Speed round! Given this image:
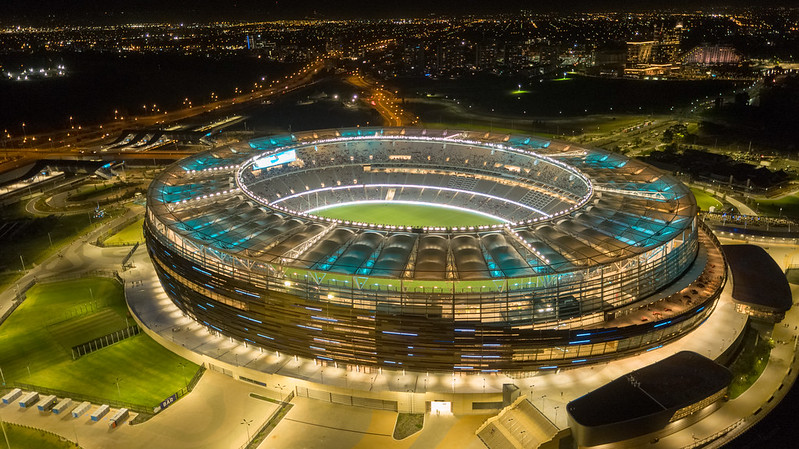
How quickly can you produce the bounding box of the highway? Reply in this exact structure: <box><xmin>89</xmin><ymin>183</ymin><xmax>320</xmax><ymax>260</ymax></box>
<box><xmin>0</xmin><ymin>54</ymin><xmax>331</xmax><ymax>174</ymax></box>
<box><xmin>345</xmin><ymin>71</ymin><xmax>418</xmax><ymax>127</ymax></box>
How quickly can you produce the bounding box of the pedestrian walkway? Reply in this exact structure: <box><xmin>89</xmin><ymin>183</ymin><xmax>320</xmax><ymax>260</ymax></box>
<box><xmin>123</xmin><ymin>243</ymin><xmax>747</xmax><ymax>423</ymax></box>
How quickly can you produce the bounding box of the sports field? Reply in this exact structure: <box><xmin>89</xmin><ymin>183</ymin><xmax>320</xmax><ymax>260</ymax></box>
<box><xmin>0</xmin><ymin>277</ymin><xmax>197</xmax><ymax>405</ymax></box>
<box><xmin>690</xmin><ymin>188</ymin><xmax>723</xmax><ymax>211</ymax></box>
<box><xmin>103</xmin><ymin>218</ymin><xmax>144</xmax><ymax>246</ymax></box>
<box><xmin>313</xmin><ymin>202</ymin><xmax>504</xmax><ymax>227</ymax></box>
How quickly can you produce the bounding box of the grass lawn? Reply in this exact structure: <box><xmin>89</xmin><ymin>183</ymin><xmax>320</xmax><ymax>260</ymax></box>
<box><xmin>68</xmin><ymin>183</ymin><xmax>119</xmax><ymax>202</ymax></box>
<box><xmin>393</xmin><ymin>413</ymin><xmax>424</xmax><ymax>439</ymax></box>
<box><xmin>103</xmin><ymin>218</ymin><xmax>144</xmax><ymax>246</ymax></box>
<box><xmin>0</xmin><ymin>272</ymin><xmax>21</xmax><ymax>300</ymax></box>
<box><xmin>755</xmin><ymin>194</ymin><xmax>799</xmax><ymax>219</ymax></box>
<box><xmin>0</xmin><ymin>278</ymin><xmax>125</xmax><ymax>380</ymax></box>
<box><xmin>313</xmin><ymin>202</ymin><xmax>504</xmax><ymax>227</ymax></box>
<box><xmin>690</xmin><ymin>188</ymin><xmax>723</xmax><ymax>212</ymax></box>
<box><xmin>27</xmin><ymin>334</ymin><xmax>197</xmax><ymax>405</ymax></box>
<box><xmin>0</xmin><ymin>421</ymin><xmax>78</xmax><ymax>449</ymax></box>
<box><xmin>0</xmin><ymin>278</ymin><xmax>197</xmax><ymax>405</ymax></box>
<box><xmin>0</xmin><ymin>207</ymin><xmax>121</xmax><ymax>273</ymax></box>
<box><xmin>728</xmin><ymin>326</ymin><xmax>773</xmax><ymax>399</ymax></box>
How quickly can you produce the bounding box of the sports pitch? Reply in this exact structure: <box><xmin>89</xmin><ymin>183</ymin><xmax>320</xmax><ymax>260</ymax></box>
<box><xmin>0</xmin><ymin>277</ymin><xmax>197</xmax><ymax>405</ymax></box>
<box><xmin>313</xmin><ymin>202</ymin><xmax>504</xmax><ymax>227</ymax></box>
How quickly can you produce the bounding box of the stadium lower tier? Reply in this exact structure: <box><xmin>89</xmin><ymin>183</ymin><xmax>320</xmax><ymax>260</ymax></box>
<box><xmin>144</xmin><ymin>220</ymin><xmax>726</xmax><ymax>373</ymax></box>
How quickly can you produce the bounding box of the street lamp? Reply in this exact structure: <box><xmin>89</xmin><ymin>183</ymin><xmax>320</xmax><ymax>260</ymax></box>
<box><xmin>113</xmin><ymin>377</ymin><xmax>122</xmax><ymax>399</ymax></box>
<box><xmin>178</xmin><ymin>362</ymin><xmax>187</xmax><ymax>386</ymax></box>
<box><xmin>241</xmin><ymin>418</ymin><xmax>253</xmax><ymax>443</ymax></box>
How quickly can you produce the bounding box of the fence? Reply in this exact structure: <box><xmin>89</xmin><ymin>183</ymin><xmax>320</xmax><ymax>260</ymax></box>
<box><xmin>9</xmin><ymin>364</ymin><xmax>207</xmax><ymax>418</ymax></box>
<box><xmin>173</xmin><ymin>364</ymin><xmax>207</xmax><ymax>402</ymax></box>
<box><xmin>122</xmin><ymin>243</ymin><xmax>139</xmax><ymax>268</ymax></box>
<box><xmin>72</xmin><ymin>325</ymin><xmax>141</xmax><ymax>359</ymax></box>
<box><xmin>0</xmin><ymin>277</ymin><xmax>35</xmax><ymax>326</ymax></box>
<box><xmin>241</xmin><ymin>390</ymin><xmax>296</xmax><ymax>449</ymax></box>
<box><xmin>95</xmin><ymin>212</ymin><xmax>144</xmax><ymax>247</ymax></box>
<box><xmin>9</xmin><ymin>382</ymin><xmax>153</xmax><ymax>416</ymax></box>
<box><xmin>295</xmin><ymin>386</ymin><xmax>398</xmax><ymax>411</ymax></box>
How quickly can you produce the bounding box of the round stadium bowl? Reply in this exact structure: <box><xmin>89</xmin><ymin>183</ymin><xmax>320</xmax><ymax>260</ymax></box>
<box><xmin>144</xmin><ymin>127</ymin><xmax>727</xmax><ymax>374</ymax></box>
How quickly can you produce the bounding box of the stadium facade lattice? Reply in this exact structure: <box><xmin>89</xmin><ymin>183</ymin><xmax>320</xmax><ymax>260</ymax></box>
<box><xmin>145</xmin><ymin>127</ymin><xmax>726</xmax><ymax>374</ymax></box>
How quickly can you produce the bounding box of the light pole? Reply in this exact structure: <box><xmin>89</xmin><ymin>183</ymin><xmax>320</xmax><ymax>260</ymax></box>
<box><xmin>114</xmin><ymin>377</ymin><xmax>122</xmax><ymax>400</ymax></box>
<box><xmin>178</xmin><ymin>362</ymin><xmax>187</xmax><ymax>387</ymax></box>
<box><xmin>1</xmin><ymin>419</ymin><xmax>11</xmax><ymax>449</ymax></box>
<box><xmin>241</xmin><ymin>418</ymin><xmax>253</xmax><ymax>443</ymax></box>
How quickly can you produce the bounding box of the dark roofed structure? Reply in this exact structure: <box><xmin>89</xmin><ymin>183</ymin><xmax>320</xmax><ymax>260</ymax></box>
<box><xmin>723</xmin><ymin>244</ymin><xmax>792</xmax><ymax>322</ymax></box>
<box><xmin>567</xmin><ymin>351</ymin><xmax>732</xmax><ymax>446</ymax></box>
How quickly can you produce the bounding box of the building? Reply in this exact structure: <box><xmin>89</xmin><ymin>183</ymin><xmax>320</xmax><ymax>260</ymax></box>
<box><xmin>567</xmin><ymin>351</ymin><xmax>732</xmax><ymax>447</ymax></box>
<box><xmin>683</xmin><ymin>46</ymin><xmax>742</xmax><ymax>66</ymax></box>
<box><xmin>722</xmin><ymin>244</ymin><xmax>792</xmax><ymax>322</ymax></box>
<box><xmin>144</xmin><ymin>127</ymin><xmax>726</xmax><ymax>376</ymax></box>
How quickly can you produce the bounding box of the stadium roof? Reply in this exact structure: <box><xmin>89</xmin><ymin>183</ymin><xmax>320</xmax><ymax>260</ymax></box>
<box><xmin>722</xmin><ymin>244</ymin><xmax>792</xmax><ymax>313</ymax></box>
<box><xmin>567</xmin><ymin>351</ymin><xmax>731</xmax><ymax>428</ymax></box>
<box><xmin>147</xmin><ymin>127</ymin><xmax>696</xmax><ymax>281</ymax></box>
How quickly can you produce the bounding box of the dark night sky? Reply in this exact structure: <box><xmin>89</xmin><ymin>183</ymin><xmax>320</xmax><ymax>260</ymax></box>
<box><xmin>5</xmin><ymin>0</ymin><xmax>799</xmax><ymax>24</ymax></box>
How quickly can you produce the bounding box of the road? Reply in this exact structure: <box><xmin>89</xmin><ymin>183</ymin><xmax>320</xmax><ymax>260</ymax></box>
<box><xmin>345</xmin><ymin>72</ymin><xmax>418</xmax><ymax>127</ymax></box>
<box><xmin>0</xmin><ymin>54</ymin><xmax>330</xmax><ymax>173</ymax></box>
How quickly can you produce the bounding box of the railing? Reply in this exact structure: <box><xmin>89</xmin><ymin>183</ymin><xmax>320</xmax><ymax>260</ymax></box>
<box><xmin>240</xmin><ymin>390</ymin><xmax>295</xmax><ymax>449</ymax></box>
<box><xmin>72</xmin><ymin>325</ymin><xmax>141</xmax><ymax>359</ymax></box>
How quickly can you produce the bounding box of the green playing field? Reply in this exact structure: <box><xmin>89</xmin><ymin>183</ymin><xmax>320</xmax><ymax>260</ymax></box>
<box><xmin>312</xmin><ymin>202</ymin><xmax>505</xmax><ymax>227</ymax></box>
<box><xmin>0</xmin><ymin>277</ymin><xmax>198</xmax><ymax>405</ymax></box>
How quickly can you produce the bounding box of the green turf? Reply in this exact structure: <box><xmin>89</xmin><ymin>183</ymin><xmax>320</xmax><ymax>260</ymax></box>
<box><xmin>68</xmin><ymin>183</ymin><xmax>118</xmax><ymax>202</ymax></box>
<box><xmin>103</xmin><ymin>218</ymin><xmax>144</xmax><ymax>246</ymax></box>
<box><xmin>47</xmin><ymin>309</ymin><xmax>128</xmax><ymax>350</ymax></box>
<box><xmin>728</xmin><ymin>326</ymin><xmax>773</xmax><ymax>399</ymax></box>
<box><xmin>0</xmin><ymin>421</ymin><xmax>79</xmax><ymax>449</ymax></box>
<box><xmin>0</xmin><ymin>278</ymin><xmax>124</xmax><ymax>381</ymax></box>
<box><xmin>0</xmin><ymin>278</ymin><xmax>197</xmax><ymax>405</ymax></box>
<box><xmin>26</xmin><ymin>334</ymin><xmax>197</xmax><ymax>405</ymax></box>
<box><xmin>0</xmin><ymin>207</ymin><xmax>121</xmax><ymax>273</ymax></box>
<box><xmin>690</xmin><ymin>188</ymin><xmax>723</xmax><ymax>211</ymax></box>
<box><xmin>313</xmin><ymin>202</ymin><xmax>504</xmax><ymax>227</ymax></box>
<box><xmin>755</xmin><ymin>194</ymin><xmax>799</xmax><ymax>219</ymax></box>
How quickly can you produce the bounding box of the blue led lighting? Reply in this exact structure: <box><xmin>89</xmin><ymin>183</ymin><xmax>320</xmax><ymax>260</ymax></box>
<box><xmin>382</xmin><ymin>331</ymin><xmax>418</xmax><ymax>337</ymax></box>
<box><xmin>191</xmin><ymin>266</ymin><xmax>212</xmax><ymax>276</ymax></box>
<box><xmin>237</xmin><ymin>314</ymin><xmax>263</xmax><ymax>324</ymax></box>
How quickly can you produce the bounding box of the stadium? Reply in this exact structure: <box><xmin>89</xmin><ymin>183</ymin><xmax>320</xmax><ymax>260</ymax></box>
<box><xmin>144</xmin><ymin>127</ymin><xmax>727</xmax><ymax>375</ymax></box>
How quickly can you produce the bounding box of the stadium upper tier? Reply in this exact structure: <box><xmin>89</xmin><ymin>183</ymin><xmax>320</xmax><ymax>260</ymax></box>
<box><xmin>145</xmin><ymin>127</ymin><xmax>723</xmax><ymax>372</ymax></box>
<box><xmin>147</xmin><ymin>127</ymin><xmax>696</xmax><ymax>282</ymax></box>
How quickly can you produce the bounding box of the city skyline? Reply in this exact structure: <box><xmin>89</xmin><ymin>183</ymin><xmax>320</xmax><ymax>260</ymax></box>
<box><xmin>4</xmin><ymin>0</ymin><xmax>799</xmax><ymax>24</ymax></box>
